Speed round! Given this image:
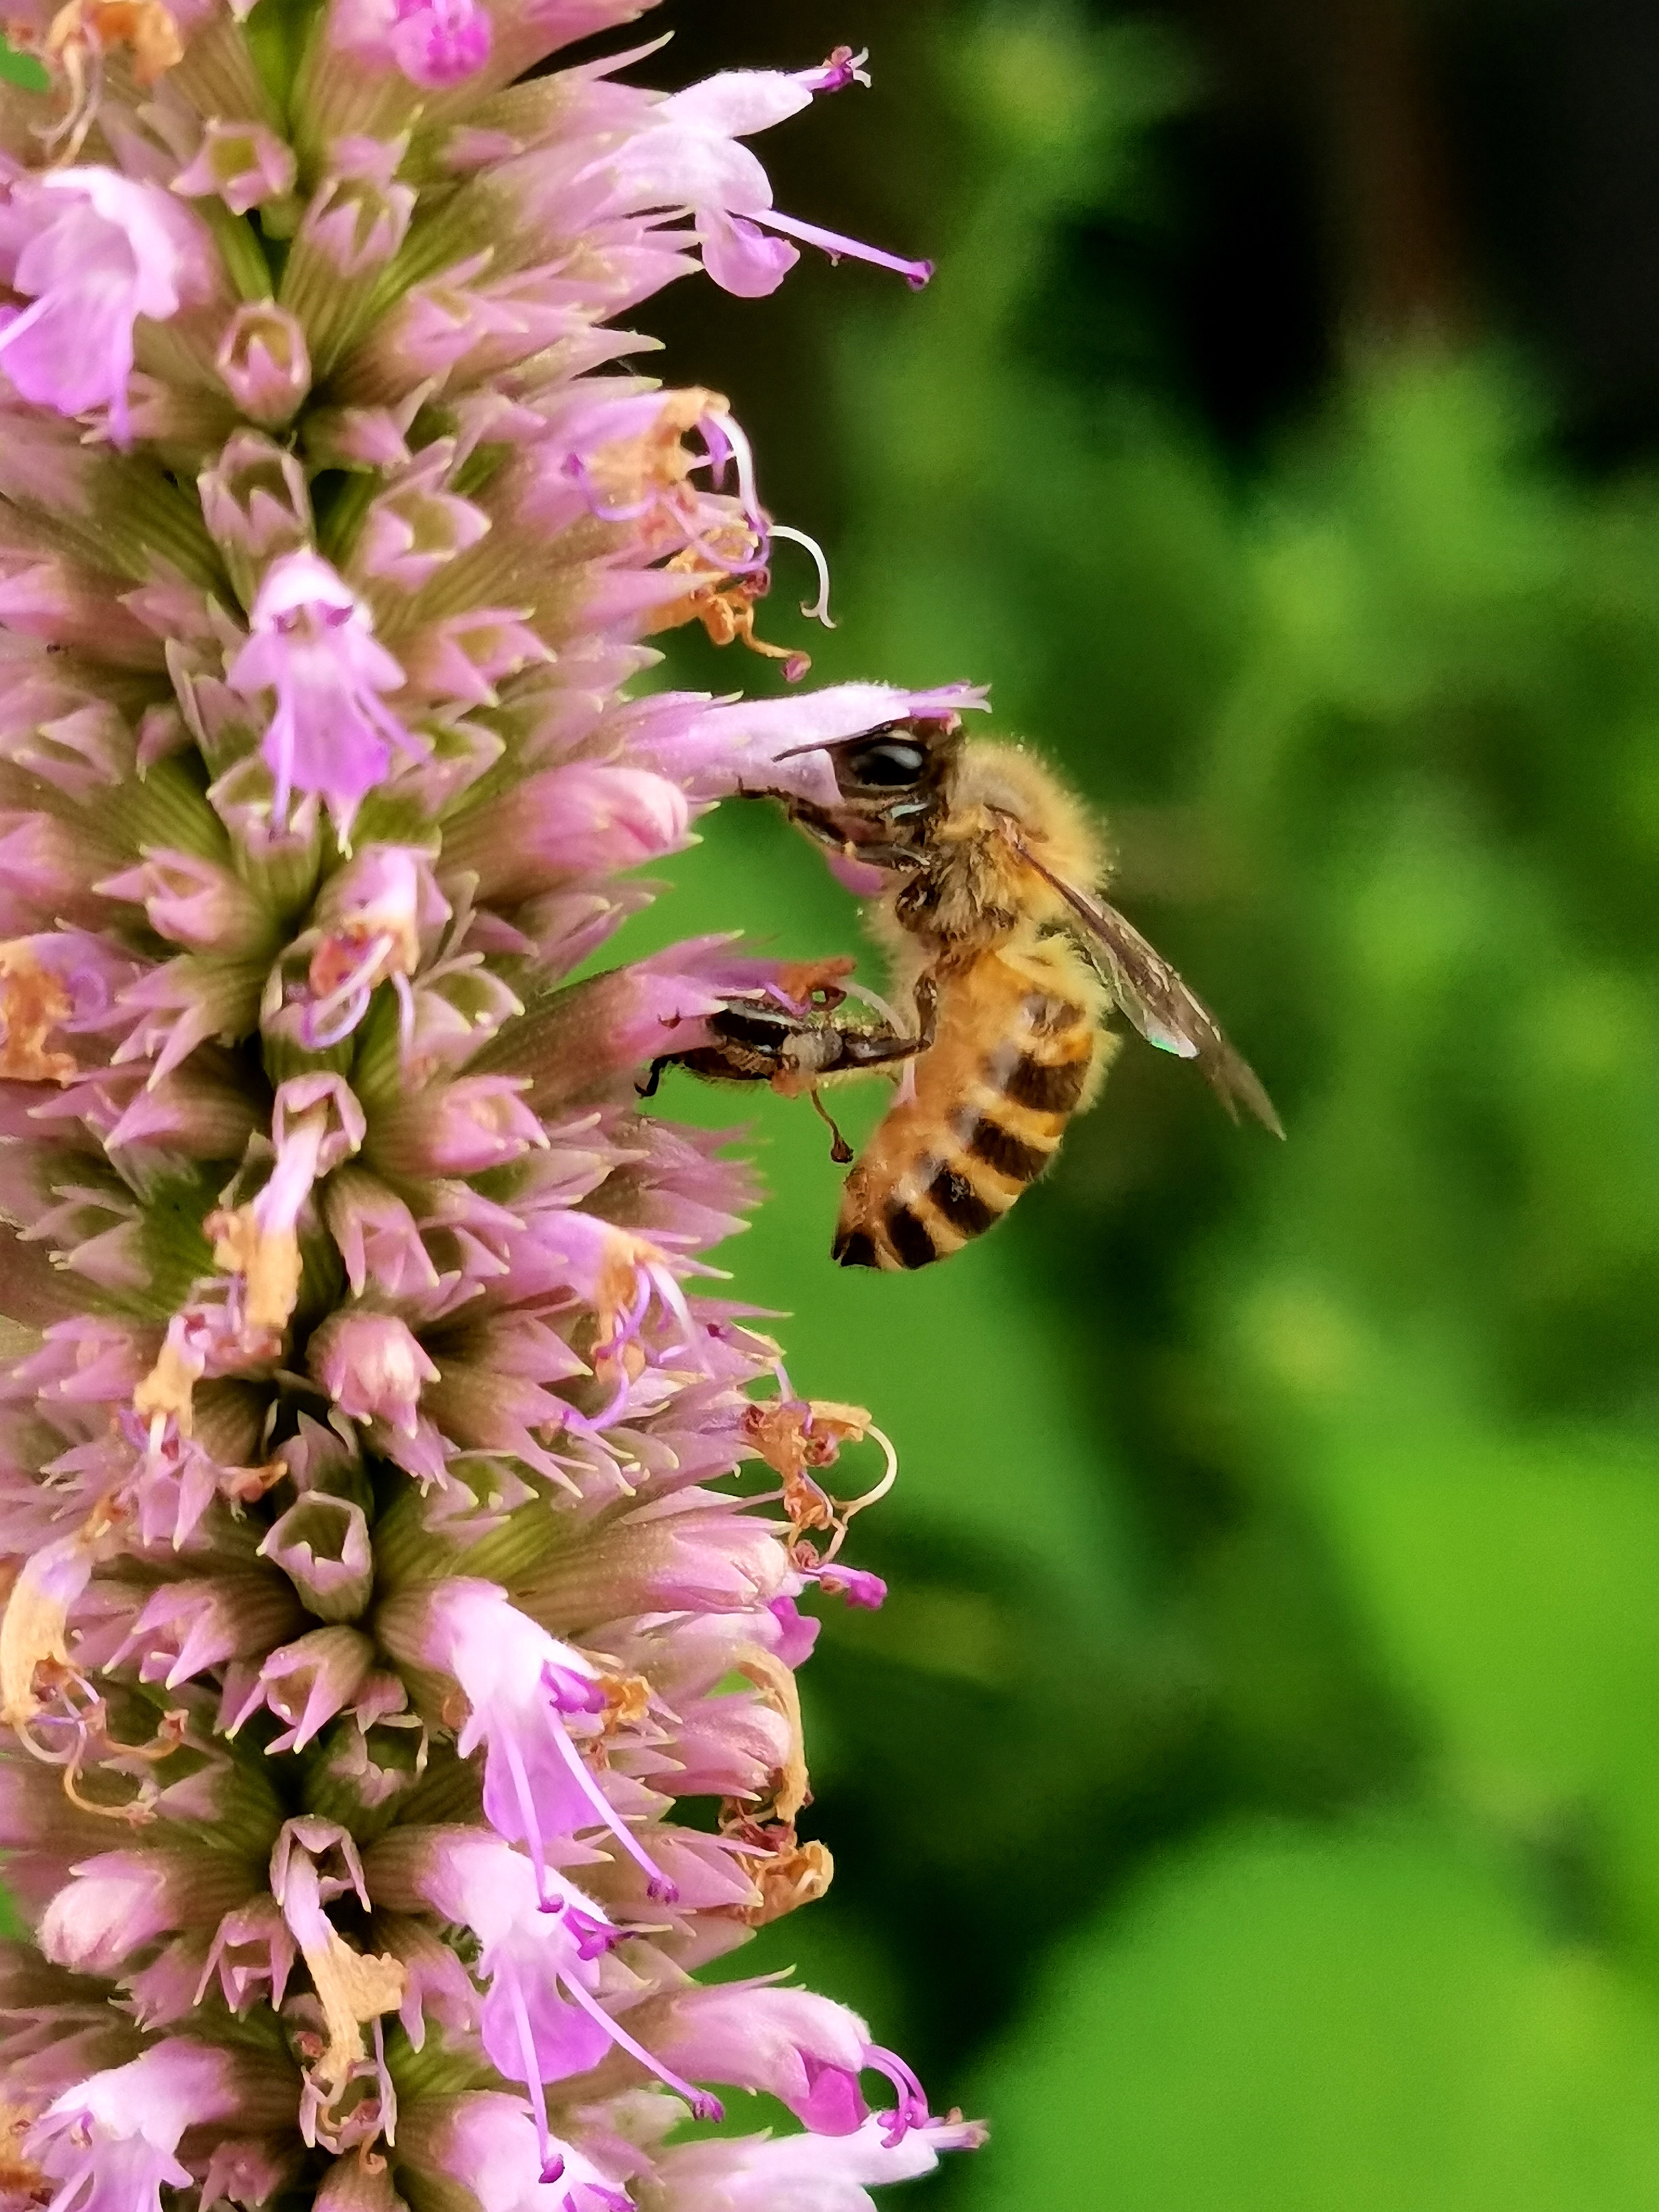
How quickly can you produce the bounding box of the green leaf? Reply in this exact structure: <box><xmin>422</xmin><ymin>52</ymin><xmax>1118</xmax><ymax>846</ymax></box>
<box><xmin>1307</xmin><ymin>1421</ymin><xmax>1659</xmax><ymax>1955</ymax></box>
<box><xmin>957</xmin><ymin>1819</ymin><xmax>1659</xmax><ymax>2212</ymax></box>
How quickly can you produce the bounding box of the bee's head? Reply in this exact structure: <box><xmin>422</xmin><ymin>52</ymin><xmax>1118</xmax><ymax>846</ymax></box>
<box><xmin>780</xmin><ymin>717</ymin><xmax>960</xmax><ymax>867</ymax></box>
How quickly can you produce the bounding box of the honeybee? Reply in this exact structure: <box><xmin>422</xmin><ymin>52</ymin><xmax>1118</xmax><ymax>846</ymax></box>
<box><xmin>657</xmin><ymin>719</ymin><xmax>1282</xmax><ymax>1269</ymax></box>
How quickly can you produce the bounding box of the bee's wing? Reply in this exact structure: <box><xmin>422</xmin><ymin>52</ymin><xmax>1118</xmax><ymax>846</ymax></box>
<box><xmin>1007</xmin><ymin>828</ymin><xmax>1285</xmax><ymax>1137</ymax></box>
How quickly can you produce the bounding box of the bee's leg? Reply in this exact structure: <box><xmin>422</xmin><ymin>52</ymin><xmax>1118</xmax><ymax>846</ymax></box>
<box><xmin>808</xmin><ymin>1088</ymin><xmax>855</xmax><ymax>1165</ymax></box>
<box><xmin>636</xmin><ymin>1057</ymin><xmax>670</xmax><ymax>1100</ymax></box>
<box><xmin>821</xmin><ymin>973</ymin><xmax>938</xmax><ymax>1080</ymax></box>
<box><xmin>893</xmin><ymin>974</ymin><xmax>938</xmax><ymax>1108</ymax></box>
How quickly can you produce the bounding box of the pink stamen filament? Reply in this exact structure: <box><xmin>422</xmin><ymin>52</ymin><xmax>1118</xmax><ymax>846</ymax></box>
<box><xmin>556</xmin><ymin>1967</ymin><xmax>722</xmax><ymax>2121</ymax></box>
<box><xmin>593</xmin><ymin>1273</ymin><xmax>652</xmax><ymax>1365</ymax></box>
<box><xmin>393</xmin><ymin>970</ymin><xmax>417</xmax><ymax>1060</ymax></box>
<box><xmin>500</xmin><ymin>1725</ymin><xmax>555</xmax><ymax>1907</ymax></box>
<box><xmin>699</xmin><ymin>412</ymin><xmax>734</xmax><ymax>488</ymax></box>
<box><xmin>560</xmin><ymin>452</ymin><xmax>658</xmax><ymax>525</ymax></box>
<box><xmin>504</xmin><ymin>1960</ymin><xmax>558</xmax><ymax>2171</ymax></box>
<box><xmin>705</xmin><ymin>409</ymin><xmax>763</xmax><ymax>532</ymax></box>
<box><xmin>564</xmin><ymin>446</ymin><xmax>771</xmax><ymax>584</ymax></box>
<box><xmin>303</xmin><ymin>984</ymin><xmax>373</xmax><ymax>1049</ymax></box>
<box><xmin>759</xmin><ymin>207</ymin><xmax>933</xmax><ymax>289</ymax></box>
<box><xmin>302</xmin><ymin>929</ymin><xmax>400</xmax><ymax>1047</ymax></box>
<box><xmin>644</xmin><ymin>1261</ymin><xmax>695</xmax><ymax>1360</ymax></box>
<box><xmin>560</xmin><ymin>1364</ymin><xmax>633</xmax><ymax>1437</ymax></box>
<box><xmin>540</xmin><ymin>1705</ymin><xmax>678</xmax><ymax>1901</ymax></box>
<box><xmin>864</xmin><ymin>2044</ymin><xmax>931</xmax><ymax>2144</ymax></box>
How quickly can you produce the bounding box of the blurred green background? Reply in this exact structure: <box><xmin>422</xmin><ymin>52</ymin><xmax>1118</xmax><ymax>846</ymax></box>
<box><xmin>611</xmin><ymin>0</ymin><xmax>1659</xmax><ymax>2203</ymax></box>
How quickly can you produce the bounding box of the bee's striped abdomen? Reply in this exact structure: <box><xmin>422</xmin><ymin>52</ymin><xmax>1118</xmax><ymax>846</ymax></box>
<box><xmin>833</xmin><ymin>952</ymin><xmax>1109</xmax><ymax>1271</ymax></box>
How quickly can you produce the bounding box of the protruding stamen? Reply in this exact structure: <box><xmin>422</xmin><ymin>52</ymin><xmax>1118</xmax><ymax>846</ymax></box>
<box><xmin>558</xmin><ymin>1967</ymin><xmax>724</xmax><ymax>2123</ymax></box>
<box><xmin>769</xmin><ymin>523</ymin><xmax>837</xmax><ymax>626</ymax></box>
<box><xmin>863</xmin><ymin>2043</ymin><xmax>933</xmax><ymax>2144</ymax></box>
<box><xmin>761</xmin><ymin>208</ymin><xmax>934</xmax><ymax>289</ymax></box>
<box><xmin>705</xmin><ymin>408</ymin><xmax>765</xmax><ymax>533</ymax></box>
<box><xmin>795</xmin><ymin>44</ymin><xmax>872</xmax><ymax>95</ymax></box>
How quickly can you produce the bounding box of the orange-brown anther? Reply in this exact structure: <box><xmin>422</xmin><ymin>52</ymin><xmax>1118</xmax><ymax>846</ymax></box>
<box><xmin>218</xmin><ymin>1458</ymin><xmax>291</xmax><ymax>1506</ymax></box>
<box><xmin>207</xmin><ymin>1203</ymin><xmax>301</xmax><ymax>1349</ymax></box>
<box><xmin>44</xmin><ymin>0</ymin><xmax>180</xmax><ymax>75</ymax></box>
<box><xmin>742</xmin><ymin>1397</ymin><xmax>871</xmax><ymax>1482</ymax></box>
<box><xmin>742</xmin><ymin>1834</ymin><xmax>834</xmax><ymax>1925</ymax></box>
<box><xmin>0</xmin><ymin>2104</ymin><xmax>47</xmax><ymax>2208</ymax></box>
<box><xmin>743</xmin><ymin>1396</ymin><xmax>874</xmax><ymax>1533</ymax></box>
<box><xmin>0</xmin><ymin>941</ymin><xmax>75</xmax><ymax>1083</ymax></box>
<box><xmin>651</xmin><ymin>544</ymin><xmax>810</xmax><ymax>677</ymax></box>
<box><xmin>28</xmin><ymin>0</ymin><xmax>181</xmax><ymax>162</ymax></box>
<box><xmin>133</xmin><ymin>1328</ymin><xmax>204</xmax><ymax>1439</ymax></box>
<box><xmin>589</xmin><ymin>386</ymin><xmax>728</xmax><ymax>517</ymax></box>
<box><xmin>307</xmin><ymin>926</ymin><xmax>392</xmax><ymax>1004</ymax></box>
<box><xmin>734</xmin><ymin>1644</ymin><xmax>809</xmax><ymax>1823</ymax></box>
<box><xmin>598</xmin><ymin>1672</ymin><xmax>652</xmax><ymax>1732</ymax></box>
<box><xmin>81</xmin><ymin>0</ymin><xmax>181</xmax><ymax>78</ymax></box>
<box><xmin>0</xmin><ymin>1494</ymin><xmax>121</xmax><ymax>1731</ymax></box>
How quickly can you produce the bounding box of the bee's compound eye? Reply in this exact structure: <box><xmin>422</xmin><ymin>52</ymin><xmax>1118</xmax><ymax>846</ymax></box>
<box><xmin>843</xmin><ymin>736</ymin><xmax>929</xmax><ymax>789</ymax></box>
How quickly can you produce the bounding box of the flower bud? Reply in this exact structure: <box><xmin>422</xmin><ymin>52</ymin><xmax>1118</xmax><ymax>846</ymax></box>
<box><xmin>172</xmin><ymin>119</ymin><xmax>299</xmax><ymax>217</ymax></box>
<box><xmin>228</xmin><ymin>1625</ymin><xmax>377</xmax><ymax>1752</ymax></box>
<box><xmin>198</xmin><ymin>430</ymin><xmax>314</xmax><ymax>609</ymax></box>
<box><xmin>260</xmin><ymin>1493</ymin><xmax>376</xmax><ymax>1621</ymax></box>
<box><xmin>216</xmin><ymin>301</ymin><xmax>312</xmax><ymax>427</ymax></box>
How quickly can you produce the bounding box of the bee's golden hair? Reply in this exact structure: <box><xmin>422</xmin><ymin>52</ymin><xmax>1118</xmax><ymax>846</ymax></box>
<box><xmin>945</xmin><ymin>740</ymin><xmax>1107</xmax><ymax>893</ymax></box>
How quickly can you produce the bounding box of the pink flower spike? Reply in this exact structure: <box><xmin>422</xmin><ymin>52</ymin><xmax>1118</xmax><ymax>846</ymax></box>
<box><xmin>0</xmin><ymin>170</ymin><xmax>214</xmax><ymax>445</ymax></box>
<box><xmin>389</xmin><ymin>0</ymin><xmax>492</xmax><ymax>86</ymax></box>
<box><xmin>227</xmin><ymin>552</ymin><xmax>419</xmax><ymax>845</ymax></box>
<box><xmin>0</xmin><ymin>16</ymin><xmax>986</xmax><ymax>2190</ymax></box>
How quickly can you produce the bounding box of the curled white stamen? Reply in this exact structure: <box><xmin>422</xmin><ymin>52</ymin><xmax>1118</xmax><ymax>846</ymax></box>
<box><xmin>817</xmin><ymin>1420</ymin><xmax>899</xmax><ymax>1565</ymax></box>
<box><xmin>706</xmin><ymin>408</ymin><xmax>764</xmax><ymax>531</ymax></box>
<box><xmin>838</xmin><ymin>1420</ymin><xmax>898</xmax><ymax>1519</ymax></box>
<box><xmin>769</xmin><ymin>523</ymin><xmax>836</xmax><ymax>627</ymax></box>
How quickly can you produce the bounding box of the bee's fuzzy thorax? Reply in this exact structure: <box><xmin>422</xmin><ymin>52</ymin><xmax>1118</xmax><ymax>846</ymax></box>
<box><xmin>900</xmin><ymin>739</ymin><xmax>1106</xmax><ymax>951</ymax></box>
<box><xmin>949</xmin><ymin>740</ymin><xmax>1106</xmax><ymax>889</ymax></box>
